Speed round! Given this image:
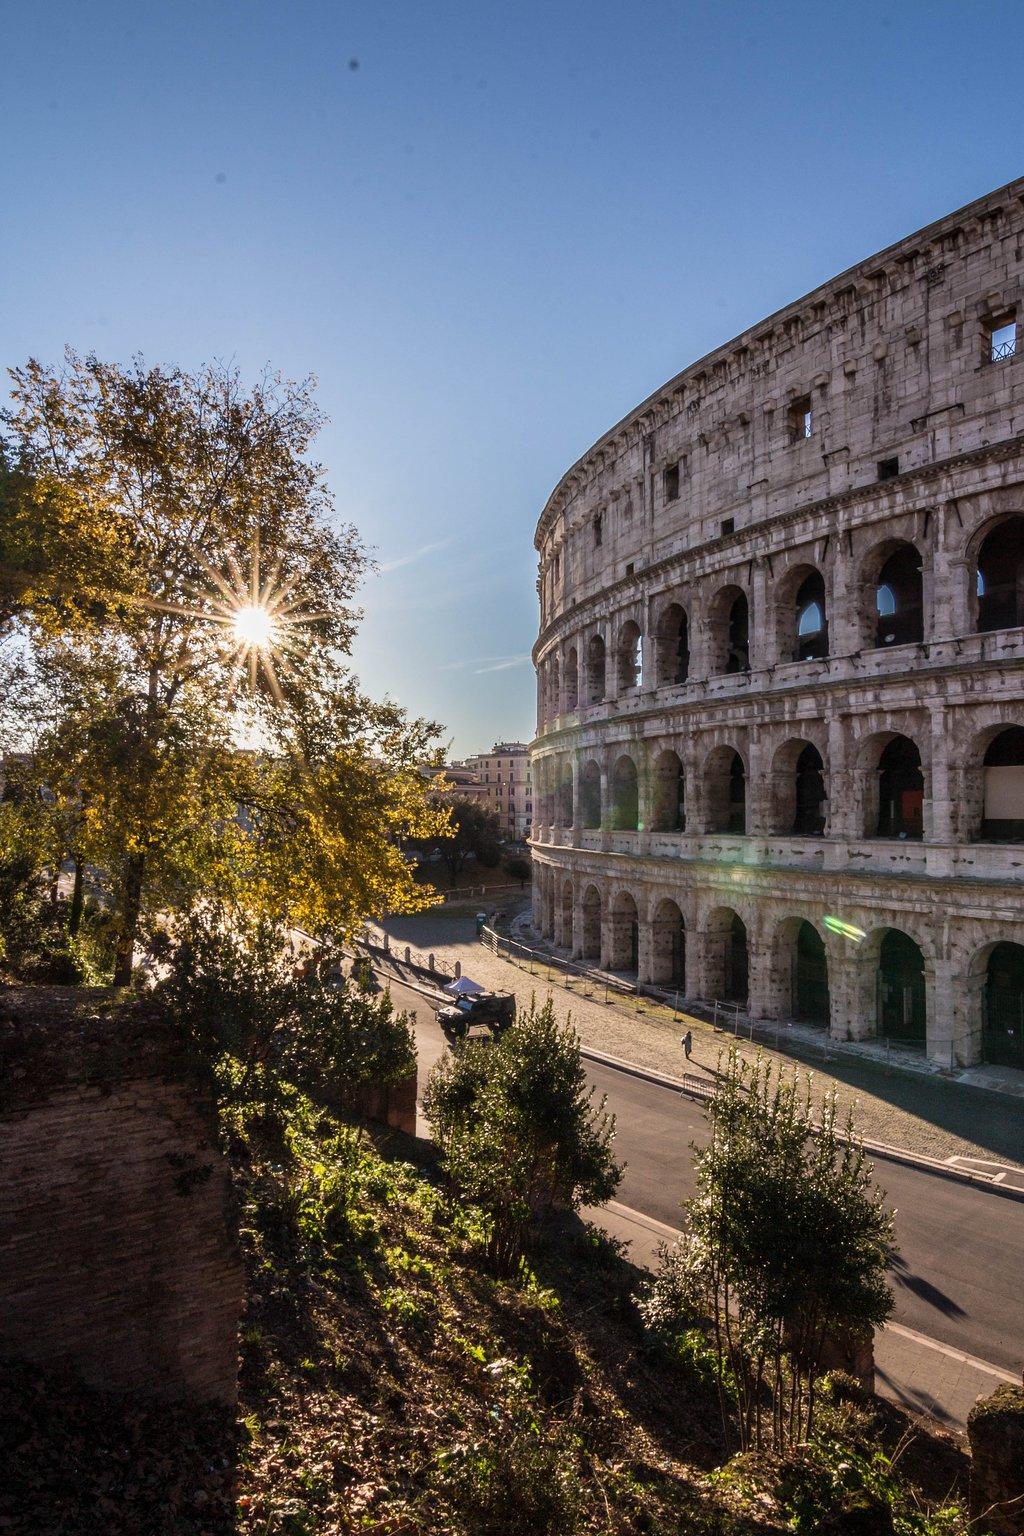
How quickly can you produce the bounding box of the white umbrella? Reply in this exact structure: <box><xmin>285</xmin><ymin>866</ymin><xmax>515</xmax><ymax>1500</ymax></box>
<box><xmin>443</xmin><ymin>975</ymin><xmax>485</xmax><ymax>996</ymax></box>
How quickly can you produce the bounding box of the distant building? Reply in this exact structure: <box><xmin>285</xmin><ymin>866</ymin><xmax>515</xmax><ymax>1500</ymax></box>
<box><xmin>459</xmin><ymin>742</ymin><xmax>533</xmax><ymax>841</ymax></box>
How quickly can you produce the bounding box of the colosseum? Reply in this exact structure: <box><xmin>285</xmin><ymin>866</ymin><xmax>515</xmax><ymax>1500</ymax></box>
<box><xmin>530</xmin><ymin>176</ymin><xmax>1024</xmax><ymax>1071</ymax></box>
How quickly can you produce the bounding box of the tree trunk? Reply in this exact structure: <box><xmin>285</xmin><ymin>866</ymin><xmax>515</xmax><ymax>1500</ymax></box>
<box><xmin>68</xmin><ymin>855</ymin><xmax>85</xmax><ymax>938</ymax></box>
<box><xmin>112</xmin><ymin>851</ymin><xmax>145</xmax><ymax>987</ymax></box>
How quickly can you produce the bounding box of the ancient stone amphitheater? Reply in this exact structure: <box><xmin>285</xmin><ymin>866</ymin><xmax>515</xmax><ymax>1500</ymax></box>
<box><xmin>530</xmin><ymin>177</ymin><xmax>1024</xmax><ymax>1068</ymax></box>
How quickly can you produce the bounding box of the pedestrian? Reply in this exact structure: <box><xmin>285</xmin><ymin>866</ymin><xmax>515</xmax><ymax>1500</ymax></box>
<box><xmin>681</xmin><ymin>1029</ymin><xmax>692</xmax><ymax>1061</ymax></box>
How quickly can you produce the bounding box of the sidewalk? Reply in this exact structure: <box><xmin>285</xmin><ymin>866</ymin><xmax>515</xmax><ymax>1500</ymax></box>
<box><xmin>380</xmin><ymin>909</ymin><xmax>1024</xmax><ymax>1174</ymax></box>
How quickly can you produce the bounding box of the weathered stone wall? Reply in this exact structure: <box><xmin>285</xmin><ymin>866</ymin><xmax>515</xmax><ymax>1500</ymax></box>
<box><xmin>530</xmin><ymin>178</ymin><xmax>1024</xmax><ymax>1065</ymax></box>
<box><xmin>0</xmin><ymin>989</ymin><xmax>243</xmax><ymax>1403</ymax></box>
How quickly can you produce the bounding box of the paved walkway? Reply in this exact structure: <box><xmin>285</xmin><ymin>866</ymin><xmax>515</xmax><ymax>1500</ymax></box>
<box><xmin>380</xmin><ymin>910</ymin><xmax>1024</xmax><ymax>1173</ymax></box>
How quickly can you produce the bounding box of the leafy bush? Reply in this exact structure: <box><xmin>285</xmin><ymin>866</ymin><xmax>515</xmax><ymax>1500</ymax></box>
<box><xmin>157</xmin><ymin>905</ymin><xmax>415</xmax><ymax>1101</ymax></box>
<box><xmin>423</xmin><ymin>999</ymin><xmax>621</xmax><ymax>1273</ymax></box>
<box><xmin>642</xmin><ymin>1047</ymin><xmax>895</xmax><ymax>1452</ymax></box>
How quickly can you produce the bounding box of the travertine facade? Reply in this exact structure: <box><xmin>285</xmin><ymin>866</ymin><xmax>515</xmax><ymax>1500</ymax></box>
<box><xmin>530</xmin><ymin>178</ymin><xmax>1024</xmax><ymax>1068</ymax></box>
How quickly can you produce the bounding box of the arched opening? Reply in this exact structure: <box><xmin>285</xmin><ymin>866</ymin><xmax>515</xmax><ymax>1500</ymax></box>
<box><xmin>877</xmin><ymin>736</ymin><xmax>924</xmax><ymax>839</ymax></box>
<box><xmin>793</xmin><ymin>744</ymin><xmax>826</xmax><ymax>835</ymax></box>
<box><xmin>708</xmin><ymin>585</ymin><xmax>750</xmax><ymax>676</ymax></box>
<box><xmin>611</xmin><ymin>754</ymin><xmax>639</xmax><ymax>831</ymax></box>
<box><xmin>794</xmin><ymin>570</ymin><xmax>828</xmax><ymax>661</ymax></box>
<box><xmin>981</xmin><ymin>726</ymin><xmax>1024</xmax><ymax>841</ymax></box>
<box><xmin>548</xmin><ymin>656</ymin><xmax>560</xmax><ymax>719</ymax></box>
<box><xmin>616</xmin><ymin>620</ymin><xmax>643</xmax><ymax>692</ymax></box>
<box><xmin>876</xmin><ymin>930</ymin><xmax>926</xmax><ymax>1046</ymax></box>
<box><xmin>564</xmin><ymin>646</ymin><xmax>579</xmax><ymax>711</ymax></box>
<box><xmin>579</xmin><ymin>760</ymin><xmax>601</xmax><ymax>829</ymax></box>
<box><xmin>704</xmin><ymin>908</ymin><xmax>749</xmax><ymax>1005</ymax></box>
<box><xmin>556</xmin><ymin>760</ymin><xmax>573</xmax><ymax>827</ymax></box>
<box><xmin>655</xmin><ymin>602</ymin><xmax>689</xmax><ymax>686</ymax></box>
<box><xmin>874</xmin><ymin>544</ymin><xmax>923</xmax><ymax>647</ymax></box>
<box><xmin>651</xmin><ymin>898</ymin><xmax>686</xmax><ymax>987</ymax></box>
<box><xmin>976</xmin><ymin>516</ymin><xmax>1024</xmax><ymax>633</ymax></box>
<box><xmin>726</xmin><ymin>592</ymin><xmax>750</xmax><ymax>673</ymax></box>
<box><xmin>983</xmin><ymin>942</ymin><xmax>1024</xmax><ymax>1066</ymax></box>
<box><xmin>609</xmin><ymin>890</ymin><xmax>639</xmax><ymax>973</ymax></box>
<box><xmin>793</xmin><ymin>921</ymin><xmax>829</xmax><ymax>1025</ymax></box>
<box><xmin>581</xmin><ymin>885</ymin><xmax>602</xmax><ymax>961</ymax></box>
<box><xmin>706</xmin><ymin>747</ymin><xmax>746</xmax><ymax>834</ymax></box>
<box><xmin>651</xmin><ymin>749</ymin><xmax>685</xmax><ymax>832</ymax></box>
<box><xmin>586</xmin><ymin>634</ymin><xmax>606</xmax><ymax>704</ymax></box>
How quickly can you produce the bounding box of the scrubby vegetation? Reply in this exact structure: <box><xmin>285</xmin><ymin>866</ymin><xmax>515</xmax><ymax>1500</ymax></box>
<box><xmin>0</xmin><ymin>932</ymin><xmax>971</xmax><ymax>1534</ymax></box>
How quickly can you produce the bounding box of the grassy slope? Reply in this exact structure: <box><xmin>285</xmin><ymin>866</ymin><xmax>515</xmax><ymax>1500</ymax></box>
<box><xmin>1</xmin><ymin>1081</ymin><xmax>970</xmax><ymax>1536</ymax></box>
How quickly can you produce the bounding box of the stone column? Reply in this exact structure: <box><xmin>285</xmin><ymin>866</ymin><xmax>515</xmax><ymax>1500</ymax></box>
<box><xmin>830</xmin><ymin>535</ymin><xmax>860</xmax><ymax>659</ymax></box>
<box><xmin>748</xmin><ymin>561</ymin><xmax>769</xmax><ymax>672</ymax></box>
<box><xmin>747</xmin><ymin>939</ymin><xmax>774</xmax><ymax>1020</ymax></box>
<box><xmin>928</xmin><ymin>703</ymin><xmax>953</xmax><ymax>844</ymax></box>
<box><xmin>926</xmin><ymin>957</ymin><xmax>956</xmax><ymax>1067</ymax></box>
<box><xmin>636</xmin><ymin>898</ymin><xmax>654</xmax><ymax>985</ymax></box>
<box><xmin>952</xmin><ymin>965</ymin><xmax>985</xmax><ymax>1067</ymax></box>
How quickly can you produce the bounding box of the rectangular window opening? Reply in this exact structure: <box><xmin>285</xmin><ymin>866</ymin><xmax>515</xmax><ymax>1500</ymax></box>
<box><xmin>593</xmin><ymin>514</ymin><xmax>603</xmax><ymax>548</ymax></box>
<box><xmin>878</xmin><ymin>457</ymin><xmax>899</xmax><ymax>482</ymax></box>
<box><xmin>663</xmin><ymin>461</ymin><xmax>680</xmax><ymax>502</ymax></box>
<box><xmin>720</xmin><ymin>517</ymin><xmax>735</xmax><ymax>536</ymax></box>
<box><xmin>788</xmin><ymin>395</ymin><xmax>813</xmax><ymax>443</ymax></box>
<box><xmin>987</xmin><ymin>309</ymin><xmax>1017</xmax><ymax>363</ymax></box>
<box><xmin>625</xmin><ymin>561</ymin><xmax>634</xmax><ymax>576</ymax></box>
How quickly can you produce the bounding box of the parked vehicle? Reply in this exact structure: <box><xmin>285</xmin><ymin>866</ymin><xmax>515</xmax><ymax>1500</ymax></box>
<box><xmin>437</xmin><ymin>991</ymin><xmax>516</xmax><ymax>1040</ymax></box>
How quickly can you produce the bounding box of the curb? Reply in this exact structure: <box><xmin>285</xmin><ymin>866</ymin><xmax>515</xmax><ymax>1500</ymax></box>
<box><xmin>578</xmin><ymin>1045</ymin><xmax>1024</xmax><ymax>1205</ymax></box>
<box><xmin>365</xmin><ymin>950</ymin><xmax>1024</xmax><ymax>1206</ymax></box>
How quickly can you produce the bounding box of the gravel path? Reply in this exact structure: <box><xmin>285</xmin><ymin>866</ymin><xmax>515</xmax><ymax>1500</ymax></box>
<box><xmin>380</xmin><ymin>910</ymin><xmax>1024</xmax><ymax>1173</ymax></box>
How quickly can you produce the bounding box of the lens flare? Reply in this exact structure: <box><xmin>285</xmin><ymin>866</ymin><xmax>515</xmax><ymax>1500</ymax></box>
<box><xmin>823</xmin><ymin>916</ymin><xmax>866</xmax><ymax>943</ymax></box>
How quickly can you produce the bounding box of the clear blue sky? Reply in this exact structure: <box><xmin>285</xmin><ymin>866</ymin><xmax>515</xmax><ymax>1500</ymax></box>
<box><xmin>3</xmin><ymin>1</ymin><xmax>1022</xmax><ymax>757</ymax></box>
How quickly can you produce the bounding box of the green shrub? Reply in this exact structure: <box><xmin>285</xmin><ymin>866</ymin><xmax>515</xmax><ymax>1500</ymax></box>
<box><xmin>423</xmin><ymin>999</ymin><xmax>621</xmax><ymax>1274</ymax></box>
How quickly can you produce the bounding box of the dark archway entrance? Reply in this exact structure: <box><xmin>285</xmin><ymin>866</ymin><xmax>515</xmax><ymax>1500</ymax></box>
<box><xmin>983</xmin><ymin>943</ymin><xmax>1024</xmax><ymax>1066</ymax></box>
<box><xmin>977</xmin><ymin>517</ymin><xmax>1024</xmax><ymax>633</ymax></box>
<box><xmin>877</xmin><ymin>736</ymin><xmax>924</xmax><ymax>839</ymax></box>
<box><xmin>875</xmin><ymin>544</ymin><xmax>923</xmax><ymax>647</ymax></box>
<box><xmin>793</xmin><ymin>921</ymin><xmax>829</xmax><ymax>1025</ymax></box>
<box><xmin>724</xmin><ymin>913</ymin><xmax>748</xmax><ymax>1005</ymax></box>
<box><xmin>877</xmin><ymin>930</ymin><xmax>926</xmax><ymax>1046</ymax></box>
<box><xmin>793</xmin><ymin>744</ymin><xmax>826</xmax><ymax>834</ymax></box>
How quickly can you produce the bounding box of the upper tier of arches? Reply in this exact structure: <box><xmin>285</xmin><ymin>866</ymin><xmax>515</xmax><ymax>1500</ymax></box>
<box><xmin>536</xmin><ymin>512</ymin><xmax>1024</xmax><ymax>729</ymax></box>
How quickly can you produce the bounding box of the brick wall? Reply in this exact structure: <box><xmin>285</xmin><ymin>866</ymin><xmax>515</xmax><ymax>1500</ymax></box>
<box><xmin>0</xmin><ymin>989</ymin><xmax>243</xmax><ymax>1403</ymax></box>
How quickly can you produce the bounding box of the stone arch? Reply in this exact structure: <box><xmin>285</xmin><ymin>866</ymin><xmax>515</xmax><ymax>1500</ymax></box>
<box><xmin>616</xmin><ymin>619</ymin><xmax>643</xmax><ymax>692</ymax></box>
<box><xmin>704</xmin><ymin>744</ymin><xmax>746</xmax><ymax>834</ymax></box>
<box><xmin>547</xmin><ymin>654</ymin><xmax>561</xmax><ymax>720</ymax></box>
<box><xmin>768</xmin><ymin>915</ymin><xmax>830</xmax><ymax>1025</ymax></box>
<box><xmin>865</xmin><ymin>927</ymin><xmax>928</xmax><ymax>1047</ymax></box>
<box><xmin>610</xmin><ymin>753</ymin><xmax>639</xmax><ymax>830</ymax></box>
<box><xmin>974</xmin><ymin>514</ymin><xmax>1024</xmax><ymax>633</ymax></box>
<box><xmin>976</xmin><ymin>724</ymin><xmax>1024</xmax><ymax>842</ymax></box>
<box><xmin>703</xmin><ymin>906</ymin><xmax>749</xmax><ymax>1005</ymax></box>
<box><xmin>775</xmin><ymin>563</ymin><xmax>828</xmax><ymax>663</ymax></box>
<box><xmin>969</xmin><ymin>939</ymin><xmax>1024</xmax><ymax>1067</ymax></box>
<box><xmin>585</xmin><ymin>633</ymin><xmax>606</xmax><ymax>704</ymax></box>
<box><xmin>650</xmin><ymin>897</ymin><xmax>686</xmax><ymax>987</ymax></box>
<box><xmin>707</xmin><ymin>584</ymin><xmax>750</xmax><ymax>675</ymax></box>
<box><xmin>860</xmin><ymin>538</ymin><xmax>924</xmax><ymax>649</ymax></box>
<box><xmin>769</xmin><ymin>737</ymin><xmax>826</xmax><ymax>835</ymax></box>
<box><xmin>555</xmin><ymin>757</ymin><xmax>574</xmax><ymax>827</ymax></box>
<box><xmin>654</xmin><ymin>601</ymin><xmax>689</xmax><ymax>687</ymax></box>
<box><xmin>650</xmin><ymin>748</ymin><xmax>685</xmax><ymax>832</ymax></box>
<box><xmin>563</xmin><ymin>644</ymin><xmax>579</xmax><ymax>711</ymax></box>
<box><xmin>855</xmin><ymin>729</ymin><xmax>926</xmax><ymax>840</ymax></box>
<box><xmin>581</xmin><ymin>883</ymin><xmax>602</xmax><ymax>960</ymax></box>
<box><xmin>608</xmin><ymin>888</ymin><xmax>639</xmax><ymax>973</ymax></box>
<box><xmin>579</xmin><ymin>759</ymin><xmax>601</xmax><ymax>829</ymax></box>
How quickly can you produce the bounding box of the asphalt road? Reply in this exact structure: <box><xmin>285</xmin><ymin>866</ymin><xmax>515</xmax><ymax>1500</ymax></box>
<box><xmin>388</xmin><ymin>974</ymin><xmax>1024</xmax><ymax>1380</ymax></box>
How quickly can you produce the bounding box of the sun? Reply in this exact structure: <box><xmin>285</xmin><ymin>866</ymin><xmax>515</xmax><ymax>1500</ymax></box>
<box><xmin>233</xmin><ymin>603</ymin><xmax>276</xmax><ymax>650</ymax></box>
